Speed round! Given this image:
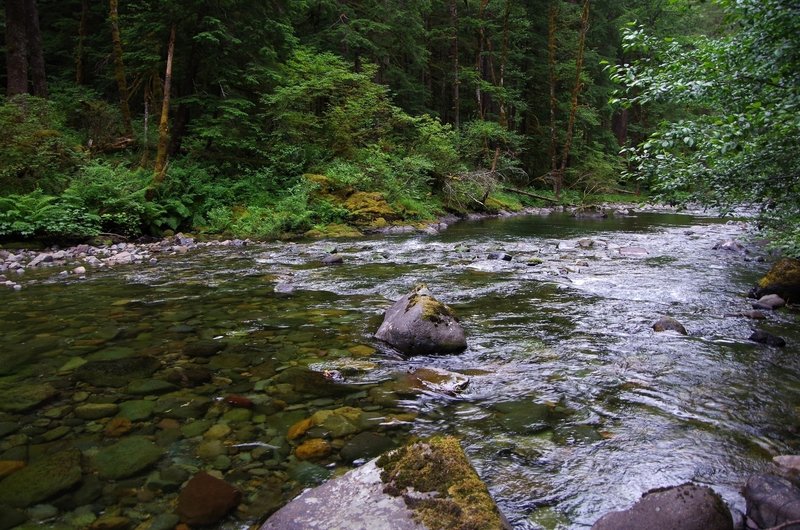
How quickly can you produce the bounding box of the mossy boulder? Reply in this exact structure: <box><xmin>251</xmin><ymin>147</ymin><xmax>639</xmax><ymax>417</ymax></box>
<box><xmin>377</xmin><ymin>436</ymin><xmax>510</xmax><ymax>530</ymax></box>
<box><xmin>0</xmin><ymin>383</ymin><xmax>58</xmax><ymax>413</ymax></box>
<box><xmin>0</xmin><ymin>448</ymin><xmax>83</xmax><ymax>508</ymax></box>
<box><xmin>375</xmin><ymin>285</ymin><xmax>467</xmax><ymax>355</ymax></box>
<box><xmin>304</xmin><ymin>223</ymin><xmax>363</xmax><ymax>239</ymax></box>
<box><xmin>756</xmin><ymin>258</ymin><xmax>800</xmax><ymax>302</ymax></box>
<box><xmin>344</xmin><ymin>192</ymin><xmax>397</xmax><ymax>224</ymax></box>
<box><xmin>91</xmin><ymin>437</ymin><xmax>163</xmax><ymax>479</ymax></box>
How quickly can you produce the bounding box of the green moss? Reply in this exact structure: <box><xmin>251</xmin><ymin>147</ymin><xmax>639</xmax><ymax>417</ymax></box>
<box><xmin>484</xmin><ymin>192</ymin><xmax>523</xmax><ymax>213</ymax></box>
<box><xmin>404</xmin><ymin>284</ymin><xmax>458</xmax><ymax>324</ymax></box>
<box><xmin>377</xmin><ymin>436</ymin><xmax>505</xmax><ymax>530</ymax></box>
<box><xmin>344</xmin><ymin>192</ymin><xmax>397</xmax><ymax>223</ymax></box>
<box><xmin>304</xmin><ymin>223</ymin><xmax>363</xmax><ymax>238</ymax></box>
<box><xmin>758</xmin><ymin>258</ymin><xmax>800</xmax><ymax>290</ymax></box>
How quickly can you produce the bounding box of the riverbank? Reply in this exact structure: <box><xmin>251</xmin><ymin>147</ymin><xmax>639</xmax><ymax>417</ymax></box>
<box><xmin>0</xmin><ymin>201</ymin><xmax>704</xmax><ymax>291</ymax></box>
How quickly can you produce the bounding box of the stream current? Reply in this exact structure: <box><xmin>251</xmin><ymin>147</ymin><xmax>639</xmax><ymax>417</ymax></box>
<box><xmin>1</xmin><ymin>211</ymin><xmax>799</xmax><ymax>529</ymax></box>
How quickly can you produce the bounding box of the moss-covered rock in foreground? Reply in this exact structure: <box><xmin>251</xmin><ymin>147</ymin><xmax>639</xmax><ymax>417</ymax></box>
<box><xmin>757</xmin><ymin>258</ymin><xmax>800</xmax><ymax>302</ymax></box>
<box><xmin>377</xmin><ymin>436</ymin><xmax>509</xmax><ymax>530</ymax></box>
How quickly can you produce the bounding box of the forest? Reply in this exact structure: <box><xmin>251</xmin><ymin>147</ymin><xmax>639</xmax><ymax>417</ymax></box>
<box><xmin>1</xmin><ymin>0</ymin><xmax>798</xmax><ymax>254</ymax></box>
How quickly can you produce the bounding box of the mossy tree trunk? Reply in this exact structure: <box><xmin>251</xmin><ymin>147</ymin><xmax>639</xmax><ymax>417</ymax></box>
<box><xmin>109</xmin><ymin>0</ymin><xmax>133</xmax><ymax>138</ymax></box>
<box><xmin>152</xmin><ymin>24</ymin><xmax>176</xmax><ymax>186</ymax></box>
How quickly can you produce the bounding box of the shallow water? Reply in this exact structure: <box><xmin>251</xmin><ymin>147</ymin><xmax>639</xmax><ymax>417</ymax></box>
<box><xmin>1</xmin><ymin>211</ymin><xmax>798</xmax><ymax>529</ymax></box>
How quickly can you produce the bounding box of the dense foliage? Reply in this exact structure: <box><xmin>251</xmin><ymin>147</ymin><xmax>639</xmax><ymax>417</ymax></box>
<box><xmin>608</xmin><ymin>0</ymin><xmax>800</xmax><ymax>254</ymax></box>
<box><xmin>2</xmin><ymin>0</ymin><xmax>796</xmax><ymax>250</ymax></box>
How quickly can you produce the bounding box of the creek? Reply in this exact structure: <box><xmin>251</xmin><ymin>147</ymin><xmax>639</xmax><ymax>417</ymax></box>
<box><xmin>1</xmin><ymin>210</ymin><xmax>798</xmax><ymax>529</ymax></box>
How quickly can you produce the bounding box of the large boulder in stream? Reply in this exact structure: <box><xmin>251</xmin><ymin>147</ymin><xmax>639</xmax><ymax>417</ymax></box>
<box><xmin>591</xmin><ymin>483</ymin><xmax>732</xmax><ymax>530</ymax></box>
<box><xmin>743</xmin><ymin>474</ymin><xmax>800</xmax><ymax>529</ymax></box>
<box><xmin>755</xmin><ymin>258</ymin><xmax>800</xmax><ymax>302</ymax></box>
<box><xmin>261</xmin><ymin>436</ymin><xmax>509</xmax><ymax>530</ymax></box>
<box><xmin>375</xmin><ymin>284</ymin><xmax>467</xmax><ymax>355</ymax></box>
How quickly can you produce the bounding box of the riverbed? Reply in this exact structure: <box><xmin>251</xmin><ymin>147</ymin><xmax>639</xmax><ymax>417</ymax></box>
<box><xmin>0</xmin><ymin>210</ymin><xmax>797</xmax><ymax>529</ymax></box>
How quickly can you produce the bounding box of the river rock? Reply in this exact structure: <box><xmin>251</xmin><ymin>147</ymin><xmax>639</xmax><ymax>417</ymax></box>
<box><xmin>0</xmin><ymin>383</ymin><xmax>58</xmax><ymax>413</ymax></box>
<box><xmin>261</xmin><ymin>459</ymin><xmax>425</xmax><ymax>530</ymax></box>
<box><xmin>652</xmin><ymin>316</ymin><xmax>688</xmax><ymax>335</ymax></box>
<box><xmin>154</xmin><ymin>393</ymin><xmax>212</xmax><ymax>419</ymax></box>
<box><xmin>755</xmin><ymin>258</ymin><xmax>800</xmax><ymax>301</ymax></box>
<box><xmin>0</xmin><ymin>505</ymin><xmax>27</xmax><ymax>529</ymax></box>
<box><xmin>0</xmin><ymin>448</ymin><xmax>82</xmax><ymax>508</ymax></box>
<box><xmin>744</xmin><ymin>474</ymin><xmax>800</xmax><ymax>529</ymax></box>
<box><xmin>75</xmin><ymin>356</ymin><xmax>161</xmax><ymax>387</ymax></box>
<box><xmin>295</xmin><ymin>438</ymin><xmax>332</xmax><ymax>460</ymax></box>
<box><xmin>752</xmin><ymin>294</ymin><xmax>786</xmax><ymax>310</ymax></box>
<box><xmin>74</xmin><ymin>403</ymin><xmax>119</xmax><ymax>420</ymax></box>
<box><xmin>176</xmin><ymin>472</ymin><xmax>241</xmax><ymax>525</ymax></box>
<box><xmin>619</xmin><ymin>246</ymin><xmax>649</xmax><ymax>258</ymax></box>
<box><xmin>322</xmin><ymin>254</ymin><xmax>343</xmax><ymax>265</ymax></box>
<box><xmin>749</xmin><ymin>330</ymin><xmax>786</xmax><ymax>347</ymax></box>
<box><xmin>591</xmin><ymin>483</ymin><xmax>732</xmax><ymax>530</ymax></box>
<box><xmin>183</xmin><ymin>339</ymin><xmax>227</xmax><ymax>358</ymax></box>
<box><xmin>487</xmin><ymin>252</ymin><xmax>513</xmax><ymax>261</ymax></box>
<box><xmin>340</xmin><ymin>432</ymin><xmax>396</xmax><ymax>464</ymax></box>
<box><xmin>713</xmin><ymin>239</ymin><xmax>745</xmax><ymax>252</ymax></box>
<box><xmin>118</xmin><ymin>400</ymin><xmax>156</xmax><ymax>421</ymax></box>
<box><xmin>91</xmin><ymin>437</ymin><xmax>163</xmax><ymax>479</ymax></box>
<box><xmin>375</xmin><ymin>284</ymin><xmax>467</xmax><ymax>355</ymax></box>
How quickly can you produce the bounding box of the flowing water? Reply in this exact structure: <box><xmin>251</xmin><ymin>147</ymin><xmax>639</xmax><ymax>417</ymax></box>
<box><xmin>1</xmin><ymin>211</ymin><xmax>798</xmax><ymax>529</ymax></box>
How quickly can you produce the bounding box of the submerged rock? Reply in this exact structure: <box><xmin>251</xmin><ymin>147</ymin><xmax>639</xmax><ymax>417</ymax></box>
<box><xmin>744</xmin><ymin>474</ymin><xmax>800</xmax><ymax>529</ymax></box>
<box><xmin>755</xmin><ymin>258</ymin><xmax>800</xmax><ymax>301</ymax></box>
<box><xmin>749</xmin><ymin>330</ymin><xmax>786</xmax><ymax>347</ymax></box>
<box><xmin>177</xmin><ymin>472</ymin><xmax>241</xmax><ymax>525</ymax></box>
<box><xmin>91</xmin><ymin>436</ymin><xmax>163</xmax><ymax>479</ymax></box>
<box><xmin>752</xmin><ymin>293</ymin><xmax>786</xmax><ymax>310</ymax></box>
<box><xmin>652</xmin><ymin>316</ymin><xmax>688</xmax><ymax>335</ymax></box>
<box><xmin>375</xmin><ymin>284</ymin><xmax>467</xmax><ymax>355</ymax></box>
<box><xmin>74</xmin><ymin>356</ymin><xmax>161</xmax><ymax>387</ymax></box>
<box><xmin>0</xmin><ymin>383</ymin><xmax>58</xmax><ymax>413</ymax></box>
<box><xmin>591</xmin><ymin>483</ymin><xmax>732</xmax><ymax>530</ymax></box>
<box><xmin>0</xmin><ymin>448</ymin><xmax>82</xmax><ymax>508</ymax></box>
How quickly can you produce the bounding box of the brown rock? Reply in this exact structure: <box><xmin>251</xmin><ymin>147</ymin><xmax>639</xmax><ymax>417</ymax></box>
<box><xmin>0</xmin><ymin>460</ymin><xmax>25</xmax><ymax>479</ymax></box>
<box><xmin>592</xmin><ymin>483</ymin><xmax>732</xmax><ymax>530</ymax></box>
<box><xmin>88</xmin><ymin>515</ymin><xmax>130</xmax><ymax>530</ymax></box>
<box><xmin>287</xmin><ymin>418</ymin><xmax>313</xmax><ymax>441</ymax></box>
<box><xmin>652</xmin><ymin>316</ymin><xmax>688</xmax><ymax>335</ymax></box>
<box><xmin>225</xmin><ymin>394</ymin><xmax>254</xmax><ymax>408</ymax></box>
<box><xmin>177</xmin><ymin>472</ymin><xmax>242</xmax><ymax>525</ymax></box>
<box><xmin>104</xmin><ymin>417</ymin><xmax>133</xmax><ymax>437</ymax></box>
<box><xmin>295</xmin><ymin>438</ymin><xmax>332</xmax><ymax>460</ymax></box>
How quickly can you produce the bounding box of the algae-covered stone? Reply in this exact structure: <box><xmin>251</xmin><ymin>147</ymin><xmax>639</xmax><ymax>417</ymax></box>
<box><xmin>757</xmin><ymin>258</ymin><xmax>800</xmax><ymax>301</ymax></box>
<box><xmin>0</xmin><ymin>383</ymin><xmax>58</xmax><ymax>413</ymax></box>
<box><xmin>75</xmin><ymin>356</ymin><xmax>161</xmax><ymax>387</ymax></box>
<box><xmin>154</xmin><ymin>393</ymin><xmax>212</xmax><ymax>419</ymax></box>
<box><xmin>92</xmin><ymin>437</ymin><xmax>163</xmax><ymax>479</ymax></box>
<box><xmin>377</xmin><ymin>436</ymin><xmax>510</xmax><ymax>530</ymax></box>
<box><xmin>0</xmin><ymin>448</ymin><xmax>82</xmax><ymax>508</ymax></box>
<box><xmin>118</xmin><ymin>400</ymin><xmax>156</xmax><ymax>421</ymax></box>
<box><xmin>126</xmin><ymin>379</ymin><xmax>178</xmax><ymax>395</ymax></box>
<box><xmin>344</xmin><ymin>192</ymin><xmax>396</xmax><ymax>224</ymax></box>
<box><xmin>375</xmin><ymin>285</ymin><xmax>467</xmax><ymax>355</ymax></box>
<box><xmin>74</xmin><ymin>403</ymin><xmax>119</xmax><ymax>420</ymax></box>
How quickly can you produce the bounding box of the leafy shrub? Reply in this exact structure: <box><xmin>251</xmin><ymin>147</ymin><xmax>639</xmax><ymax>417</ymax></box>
<box><xmin>64</xmin><ymin>162</ymin><xmax>149</xmax><ymax>236</ymax></box>
<box><xmin>0</xmin><ymin>95</ymin><xmax>84</xmax><ymax>194</ymax></box>
<box><xmin>0</xmin><ymin>190</ymin><xmax>100</xmax><ymax>240</ymax></box>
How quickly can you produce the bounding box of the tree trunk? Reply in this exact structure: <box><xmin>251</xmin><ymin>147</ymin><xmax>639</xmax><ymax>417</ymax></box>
<box><xmin>449</xmin><ymin>0</ymin><xmax>460</xmax><ymax>128</ymax></box>
<box><xmin>24</xmin><ymin>0</ymin><xmax>47</xmax><ymax>97</ymax></box>
<box><xmin>475</xmin><ymin>0</ymin><xmax>489</xmax><ymax>120</ymax></box>
<box><xmin>5</xmin><ymin>0</ymin><xmax>29</xmax><ymax>96</ymax></box>
<box><xmin>498</xmin><ymin>0</ymin><xmax>510</xmax><ymax>128</ymax></box>
<box><xmin>152</xmin><ymin>25</ymin><xmax>176</xmax><ymax>185</ymax></box>
<box><xmin>557</xmin><ymin>0</ymin><xmax>590</xmax><ymax>196</ymax></box>
<box><xmin>547</xmin><ymin>1</ymin><xmax>559</xmax><ymax>197</ymax></box>
<box><xmin>76</xmin><ymin>0</ymin><xmax>89</xmax><ymax>84</ymax></box>
<box><xmin>109</xmin><ymin>0</ymin><xmax>133</xmax><ymax>137</ymax></box>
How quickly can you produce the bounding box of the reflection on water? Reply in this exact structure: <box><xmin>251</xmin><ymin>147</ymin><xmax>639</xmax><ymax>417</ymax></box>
<box><xmin>1</xmin><ymin>212</ymin><xmax>798</xmax><ymax>529</ymax></box>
